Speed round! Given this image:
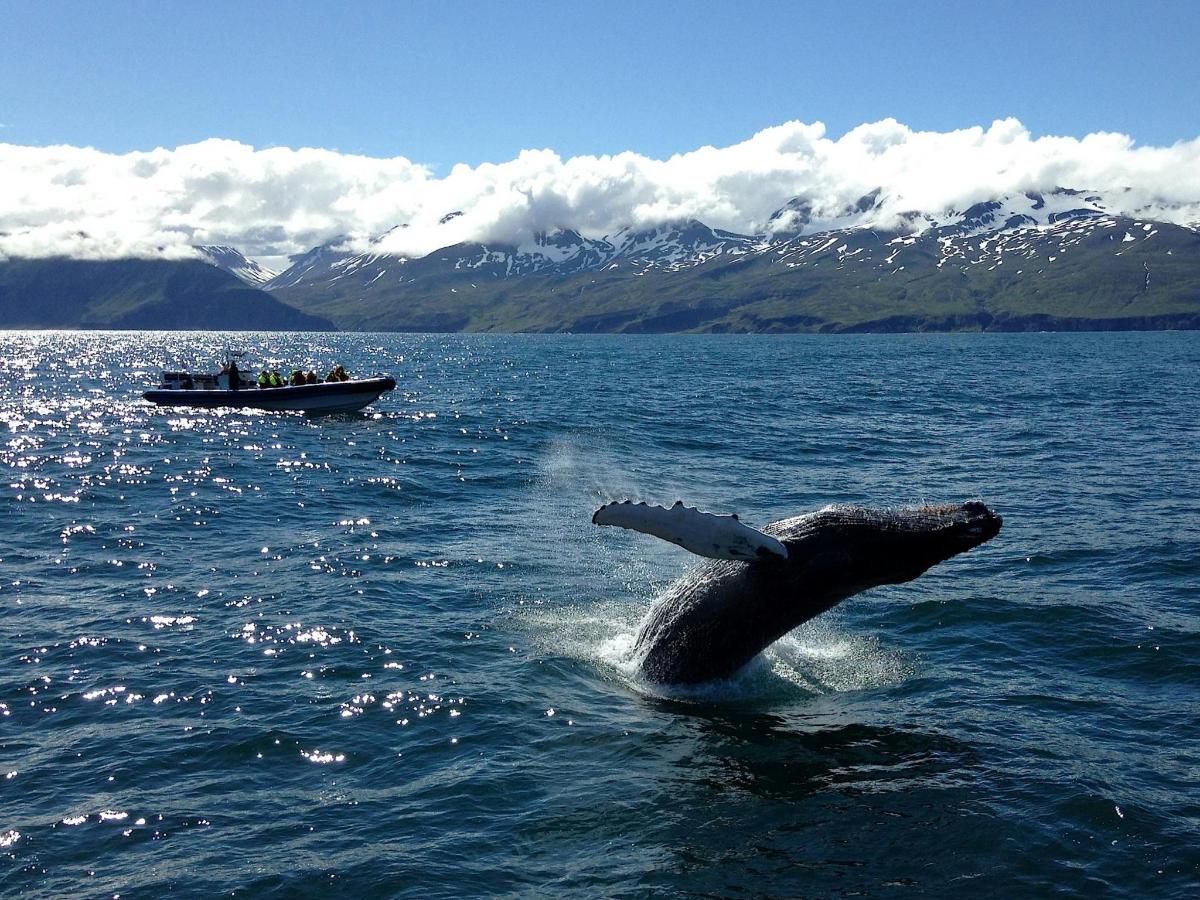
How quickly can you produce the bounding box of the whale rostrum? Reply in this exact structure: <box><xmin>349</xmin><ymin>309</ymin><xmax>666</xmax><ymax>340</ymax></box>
<box><xmin>595</xmin><ymin>500</ymin><xmax>1003</xmax><ymax>685</ymax></box>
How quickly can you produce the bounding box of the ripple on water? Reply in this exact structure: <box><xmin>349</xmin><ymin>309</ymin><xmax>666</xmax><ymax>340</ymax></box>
<box><xmin>2</xmin><ymin>331</ymin><xmax>1198</xmax><ymax>898</ymax></box>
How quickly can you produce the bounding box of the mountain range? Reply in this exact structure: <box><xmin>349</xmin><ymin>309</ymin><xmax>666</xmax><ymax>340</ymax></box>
<box><xmin>2</xmin><ymin>188</ymin><xmax>1198</xmax><ymax>332</ymax></box>
<box><xmin>254</xmin><ymin>188</ymin><xmax>1200</xmax><ymax>332</ymax></box>
<box><xmin>0</xmin><ymin>257</ymin><xmax>331</xmax><ymax>331</ymax></box>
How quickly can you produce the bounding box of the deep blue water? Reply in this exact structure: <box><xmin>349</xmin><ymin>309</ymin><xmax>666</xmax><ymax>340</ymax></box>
<box><xmin>0</xmin><ymin>331</ymin><xmax>1197</xmax><ymax>898</ymax></box>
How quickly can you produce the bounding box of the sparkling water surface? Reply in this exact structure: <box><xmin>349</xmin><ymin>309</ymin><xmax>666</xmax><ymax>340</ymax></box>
<box><xmin>1</xmin><ymin>331</ymin><xmax>1197</xmax><ymax>898</ymax></box>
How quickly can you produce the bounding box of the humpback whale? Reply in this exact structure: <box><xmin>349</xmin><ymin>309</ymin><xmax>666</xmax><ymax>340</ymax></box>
<box><xmin>594</xmin><ymin>500</ymin><xmax>1002</xmax><ymax>685</ymax></box>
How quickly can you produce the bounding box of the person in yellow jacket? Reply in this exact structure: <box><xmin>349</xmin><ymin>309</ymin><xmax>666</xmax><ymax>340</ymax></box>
<box><xmin>258</xmin><ymin>370</ymin><xmax>270</xmax><ymax>388</ymax></box>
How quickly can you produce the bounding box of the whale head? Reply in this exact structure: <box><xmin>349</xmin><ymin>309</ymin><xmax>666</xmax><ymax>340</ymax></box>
<box><xmin>770</xmin><ymin>500</ymin><xmax>1003</xmax><ymax>593</ymax></box>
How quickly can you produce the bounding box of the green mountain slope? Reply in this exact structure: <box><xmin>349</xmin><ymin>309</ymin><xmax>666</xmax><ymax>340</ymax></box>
<box><xmin>270</xmin><ymin>217</ymin><xmax>1200</xmax><ymax>333</ymax></box>
<box><xmin>0</xmin><ymin>257</ymin><xmax>335</xmax><ymax>331</ymax></box>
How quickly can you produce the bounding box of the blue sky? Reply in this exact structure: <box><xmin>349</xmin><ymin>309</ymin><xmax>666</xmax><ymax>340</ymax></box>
<box><xmin>4</xmin><ymin>0</ymin><xmax>1200</xmax><ymax>267</ymax></box>
<box><xmin>1</xmin><ymin>0</ymin><xmax>1197</xmax><ymax>169</ymax></box>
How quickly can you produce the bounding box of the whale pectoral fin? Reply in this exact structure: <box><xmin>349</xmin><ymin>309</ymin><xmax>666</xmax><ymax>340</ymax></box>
<box><xmin>592</xmin><ymin>500</ymin><xmax>788</xmax><ymax>562</ymax></box>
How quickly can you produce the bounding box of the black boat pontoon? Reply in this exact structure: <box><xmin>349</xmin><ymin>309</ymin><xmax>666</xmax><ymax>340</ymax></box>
<box><xmin>143</xmin><ymin>353</ymin><xmax>396</xmax><ymax>414</ymax></box>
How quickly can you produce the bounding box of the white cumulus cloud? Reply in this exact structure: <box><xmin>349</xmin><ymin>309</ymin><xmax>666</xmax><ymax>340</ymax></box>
<box><xmin>2</xmin><ymin>119</ymin><xmax>1199</xmax><ymax>269</ymax></box>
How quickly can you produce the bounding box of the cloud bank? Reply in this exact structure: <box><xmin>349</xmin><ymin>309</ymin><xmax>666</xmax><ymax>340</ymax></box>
<box><xmin>2</xmin><ymin>118</ymin><xmax>1199</xmax><ymax>268</ymax></box>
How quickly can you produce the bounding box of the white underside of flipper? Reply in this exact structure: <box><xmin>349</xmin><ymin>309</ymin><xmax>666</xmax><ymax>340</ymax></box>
<box><xmin>592</xmin><ymin>500</ymin><xmax>788</xmax><ymax>562</ymax></box>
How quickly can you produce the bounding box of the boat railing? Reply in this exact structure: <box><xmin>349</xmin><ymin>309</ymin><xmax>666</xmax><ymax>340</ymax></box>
<box><xmin>157</xmin><ymin>370</ymin><xmax>391</xmax><ymax>391</ymax></box>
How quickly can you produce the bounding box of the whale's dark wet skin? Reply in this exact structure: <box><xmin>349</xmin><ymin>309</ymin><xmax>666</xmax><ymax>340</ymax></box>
<box><xmin>635</xmin><ymin>501</ymin><xmax>1003</xmax><ymax>684</ymax></box>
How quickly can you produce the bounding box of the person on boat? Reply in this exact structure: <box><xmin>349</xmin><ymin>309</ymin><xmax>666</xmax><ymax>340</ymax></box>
<box><xmin>333</xmin><ymin>365</ymin><xmax>349</xmax><ymax>381</ymax></box>
<box><xmin>272</xmin><ymin>370</ymin><xmax>285</xmax><ymax>387</ymax></box>
<box><xmin>258</xmin><ymin>370</ymin><xmax>270</xmax><ymax>388</ymax></box>
<box><xmin>290</xmin><ymin>370</ymin><xmax>305</xmax><ymax>386</ymax></box>
<box><xmin>306</xmin><ymin>370</ymin><xmax>319</xmax><ymax>385</ymax></box>
<box><xmin>228</xmin><ymin>359</ymin><xmax>240</xmax><ymax>392</ymax></box>
<box><xmin>325</xmin><ymin>367</ymin><xmax>339</xmax><ymax>382</ymax></box>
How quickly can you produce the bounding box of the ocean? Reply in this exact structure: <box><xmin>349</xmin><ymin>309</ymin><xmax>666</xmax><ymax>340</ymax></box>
<box><xmin>1</xmin><ymin>330</ymin><xmax>1197</xmax><ymax>898</ymax></box>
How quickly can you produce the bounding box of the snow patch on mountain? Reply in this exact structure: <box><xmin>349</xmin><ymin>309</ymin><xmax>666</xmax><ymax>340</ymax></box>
<box><xmin>194</xmin><ymin>245</ymin><xmax>278</xmax><ymax>286</ymax></box>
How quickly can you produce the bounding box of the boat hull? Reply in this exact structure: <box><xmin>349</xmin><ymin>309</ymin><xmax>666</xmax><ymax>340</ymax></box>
<box><xmin>143</xmin><ymin>376</ymin><xmax>397</xmax><ymax>414</ymax></box>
